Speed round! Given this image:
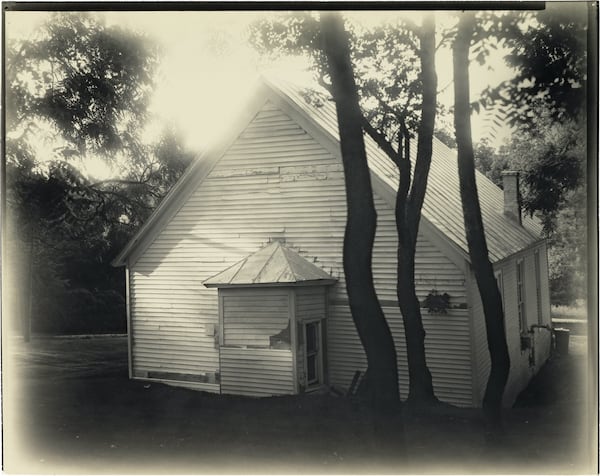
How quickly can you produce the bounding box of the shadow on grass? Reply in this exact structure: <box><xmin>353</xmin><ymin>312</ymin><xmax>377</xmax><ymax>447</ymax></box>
<box><xmin>3</xmin><ymin>335</ymin><xmax>594</xmax><ymax>474</ymax></box>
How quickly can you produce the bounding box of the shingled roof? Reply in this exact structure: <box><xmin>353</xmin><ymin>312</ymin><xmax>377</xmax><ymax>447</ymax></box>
<box><xmin>203</xmin><ymin>241</ymin><xmax>337</xmax><ymax>288</ymax></box>
<box><xmin>112</xmin><ymin>75</ymin><xmax>542</xmax><ymax>268</ymax></box>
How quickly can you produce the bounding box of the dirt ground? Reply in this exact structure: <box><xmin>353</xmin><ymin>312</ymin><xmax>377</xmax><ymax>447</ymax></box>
<box><xmin>3</xmin><ymin>334</ymin><xmax>596</xmax><ymax>474</ymax></box>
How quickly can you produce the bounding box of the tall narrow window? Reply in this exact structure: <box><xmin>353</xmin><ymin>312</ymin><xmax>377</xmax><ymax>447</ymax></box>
<box><xmin>517</xmin><ymin>260</ymin><xmax>527</xmax><ymax>333</ymax></box>
<box><xmin>534</xmin><ymin>250</ymin><xmax>542</xmax><ymax>324</ymax></box>
<box><xmin>495</xmin><ymin>270</ymin><xmax>504</xmax><ymax>309</ymax></box>
<box><xmin>495</xmin><ymin>270</ymin><xmax>506</xmax><ymax>334</ymax></box>
<box><xmin>305</xmin><ymin>321</ymin><xmax>322</xmax><ymax>386</ymax></box>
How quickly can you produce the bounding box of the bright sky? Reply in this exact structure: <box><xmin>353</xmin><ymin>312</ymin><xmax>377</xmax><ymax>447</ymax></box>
<box><xmin>104</xmin><ymin>11</ymin><xmax>515</xmax><ymax>149</ymax></box>
<box><xmin>6</xmin><ymin>10</ymin><xmax>516</xmax><ymax>179</ymax></box>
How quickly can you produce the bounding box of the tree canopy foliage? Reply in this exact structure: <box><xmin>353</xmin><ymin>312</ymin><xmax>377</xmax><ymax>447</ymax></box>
<box><xmin>475</xmin><ymin>5</ymin><xmax>587</xmax><ymax>127</ymax></box>
<box><xmin>5</xmin><ymin>13</ymin><xmax>194</xmax><ymax>335</ymax></box>
<box><xmin>6</xmin><ymin>12</ymin><xmax>159</xmax><ymax>157</ymax></box>
<box><xmin>467</xmin><ymin>5</ymin><xmax>588</xmax><ymax>305</ymax></box>
<box><xmin>473</xmin><ymin>106</ymin><xmax>586</xmax><ymax>305</ymax></box>
<box><xmin>251</xmin><ymin>13</ymin><xmax>429</xmax><ymax>141</ymax></box>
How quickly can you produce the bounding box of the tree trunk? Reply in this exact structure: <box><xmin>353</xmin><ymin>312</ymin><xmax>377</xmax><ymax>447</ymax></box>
<box><xmin>397</xmin><ymin>14</ymin><xmax>439</xmax><ymax>405</ymax></box>
<box><xmin>397</xmin><ymin>239</ymin><xmax>436</xmax><ymax>404</ymax></box>
<box><xmin>320</xmin><ymin>12</ymin><xmax>400</xmax><ymax>409</ymax></box>
<box><xmin>453</xmin><ymin>12</ymin><xmax>510</xmax><ymax>425</ymax></box>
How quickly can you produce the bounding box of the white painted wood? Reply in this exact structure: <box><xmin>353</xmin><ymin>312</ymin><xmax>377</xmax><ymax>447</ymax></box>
<box><xmin>289</xmin><ymin>288</ymin><xmax>298</xmax><ymax>393</ymax></box>
<box><xmin>466</xmin><ymin>270</ymin><xmax>481</xmax><ymax>407</ymax></box>
<box><xmin>125</xmin><ymin>100</ymin><xmax>530</xmax><ymax>406</ymax></box>
<box><xmin>117</xmin><ymin>77</ymin><xmax>543</xmax><ymax>273</ymax></box>
<box><xmin>218</xmin><ymin>291</ymin><xmax>224</xmax><ymax>346</ymax></box>
<box><xmin>220</xmin><ymin>288</ymin><xmax>289</xmax><ymax>347</ymax></box>
<box><xmin>296</xmin><ymin>287</ymin><xmax>327</xmax><ymax>321</ymax></box>
<box><xmin>133</xmin><ymin>377</ymin><xmax>220</xmax><ymax>393</ymax></box>
<box><xmin>112</xmin><ymin>83</ymin><xmax>273</xmax><ymax>267</ymax></box>
<box><xmin>469</xmin><ymin>245</ymin><xmax>554</xmax><ymax>408</ymax></box>
<box><xmin>327</xmin><ymin>304</ymin><xmax>474</xmax><ymax>406</ymax></box>
<box><xmin>534</xmin><ymin>250</ymin><xmax>542</xmax><ymax>324</ymax></box>
<box><xmin>267</xmin><ymin>77</ymin><xmax>542</xmax><ymax>263</ymax></box>
<box><xmin>220</xmin><ymin>347</ymin><xmax>294</xmax><ymax>396</ymax></box>
<box><xmin>126</xmin><ymin>266</ymin><xmax>133</xmax><ymax>379</ymax></box>
<box><xmin>539</xmin><ymin>244</ymin><xmax>552</xmax><ymax>325</ymax></box>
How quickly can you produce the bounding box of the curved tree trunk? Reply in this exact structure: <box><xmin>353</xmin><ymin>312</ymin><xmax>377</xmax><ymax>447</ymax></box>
<box><xmin>453</xmin><ymin>12</ymin><xmax>510</xmax><ymax>426</ymax></box>
<box><xmin>397</xmin><ymin>244</ymin><xmax>435</xmax><ymax>403</ymax></box>
<box><xmin>397</xmin><ymin>14</ymin><xmax>438</xmax><ymax>405</ymax></box>
<box><xmin>320</xmin><ymin>12</ymin><xmax>400</xmax><ymax>409</ymax></box>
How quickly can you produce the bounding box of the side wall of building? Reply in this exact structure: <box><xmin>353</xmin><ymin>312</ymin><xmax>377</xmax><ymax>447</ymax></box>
<box><xmin>328</xmin><ymin>200</ymin><xmax>473</xmax><ymax>405</ymax></box>
<box><xmin>470</xmin><ymin>241</ymin><xmax>552</xmax><ymax>407</ymax></box>
<box><xmin>128</xmin><ymin>100</ymin><xmax>473</xmax><ymax>405</ymax></box>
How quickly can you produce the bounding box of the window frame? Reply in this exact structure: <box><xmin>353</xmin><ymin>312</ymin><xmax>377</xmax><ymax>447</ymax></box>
<box><xmin>494</xmin><ymin>270</ymin><xmax>504</xmax><ymax>310</ymax></box>
<box><xmin>534</xmin><ymin>249</ymin><xmax>543</xmax><ymax>324</ymax></box>
<box><xmin>303</xmin><ymin>319</ymin><xmax>324</xmax><ymax>387</ymax></box>
<box><xmin>516</xmin><ymin>259</ymin><xmax>527</xmax><ymax>334</ymax></box>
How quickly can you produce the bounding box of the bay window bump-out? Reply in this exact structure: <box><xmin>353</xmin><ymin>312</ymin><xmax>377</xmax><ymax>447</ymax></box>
<box><xmin>203</xmin><ymin>241</ymin><xmax>336</xmax><ymax>396</ymax></box>
<box><xmin>221</xmin><ymin>290</ymin><xmax>290</xmax><ymax>348</ymax></box>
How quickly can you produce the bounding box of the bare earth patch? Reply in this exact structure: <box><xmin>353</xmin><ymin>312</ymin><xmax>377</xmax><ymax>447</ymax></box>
<box><xmin>3</xmin><ymin>334</ymin><xmax>595</xmax><ymax>474</ymax></box>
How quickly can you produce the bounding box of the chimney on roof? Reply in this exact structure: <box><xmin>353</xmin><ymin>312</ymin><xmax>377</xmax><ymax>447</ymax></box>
<box><xmin>501</xmin><ymin>170</ymin><xmax>522</xmax><ymax>225</ymax></box>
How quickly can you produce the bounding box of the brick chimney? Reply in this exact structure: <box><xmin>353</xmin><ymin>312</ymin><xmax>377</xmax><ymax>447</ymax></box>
<box><xmin>501</xmin><ymin>170</ymin><xmax>521</xmax><ymax>225</ymax></box>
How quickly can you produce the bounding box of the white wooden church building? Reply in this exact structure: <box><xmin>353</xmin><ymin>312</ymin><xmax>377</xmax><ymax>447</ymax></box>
<box><xmin>113</xmin><ymin>77</ymin><xmax>553</xmax><ymax>407</ymax></box>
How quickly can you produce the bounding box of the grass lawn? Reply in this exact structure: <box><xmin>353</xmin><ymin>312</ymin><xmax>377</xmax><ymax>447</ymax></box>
<box><xmin>551</xmin><ymin>304</ymin><xmax>587</xmax><ymax>321</ymax></box>
<box><xmin>551</xmin><ymin>302</ymin><xmax>590</xmax><ymax>336</ymax></box>
<box><xmin>3</xmin><ymin>335</ymin><xmax>596</xmax><ymax>474</ymax></box>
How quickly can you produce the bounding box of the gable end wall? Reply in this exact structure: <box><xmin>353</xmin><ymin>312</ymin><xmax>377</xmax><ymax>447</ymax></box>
<box><xmin>128</xmin><ymin>100</ymin><xmax>473</xmax><ymax>405</ymax></box>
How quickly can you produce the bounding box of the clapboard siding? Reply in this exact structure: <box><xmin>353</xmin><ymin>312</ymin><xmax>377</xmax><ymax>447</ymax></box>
<box><xmin>130</xmin><ymin>266</ymin><xmax>219</xmax><ymax>389</ymax></box>
<box><xmin>128</xmin><ymin>101</ymin><xmax>344</xmax><ymax>386</ymax></box>
<box><xmin>372</xmin><ymin>176</ymin><xmax>471</xmax><ymax>406</ymax></box>
<box><xmin>129</xmin><ymin>100</ymin><xmax>472</xmax><ymax>403</ymax></box>
<box><xmin>538</xmin><ymin>244</ymin><xmax>552</xmax><ymax>325</ymax></box>
<box><xmin>220</xmin><ymin>347</ymin><xmax>294</xmax><ymax>397</ymax></box>
<box><xmin>296</xmin><ymin>287</ymin><xmax>327</xmax><ymax>321</ymax></box>
<box><xmin>501</xmin><ymin>255</ymin><xmax>523</xmax><ymax>405</ymax></box>
<box><xmin>296</xmin><ymin>323</ymin><xmax>305</xmax><ymax>387</ymax></box>
<box><xmin>327</xmin><ymin>304</ymin><xmax>474</xmax><ymax>405</ymax></box>
<box><xmin>271</xmin><ymin>78</ymin><xmax>542</xmax><ymax>264</ymax></box>
<box><xmin>471</xmin><ymin>256</ymin><xmax>524</xmax><ymax>407</ymax></box>
<box><xmin>470</xmin><ymin>243</ymin><xmax>553</xmax><ymax>407</ymax></box>
<box><xmin>372</xmin><ymin>208</ymin><xmax>468</xmax><ymax>303</ymax></box>
<box><xmin>468</xmin><ymin>270</ymin><xmax>490</xmax><ymax>406</ymax></box>
<box><xmin>221</xmin><ymin>289</ymin><xmax>290</xmax><ymax>347</ymax></box>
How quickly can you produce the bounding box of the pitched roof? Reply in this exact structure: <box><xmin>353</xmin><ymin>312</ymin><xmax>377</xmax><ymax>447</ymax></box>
<box><xmin>265</xmin><ymin>77</ymin><xmax>542</xmax><ymax>263</ymax></box>
<box><xmin>203</xmin><ymin>241</ymin><xmax>337</xmax><ymax>288</ymax></box>
<box><xmin>112</xmin><ymin>75</ymin><xmax>542</xmax><ymax>268</ymax></box>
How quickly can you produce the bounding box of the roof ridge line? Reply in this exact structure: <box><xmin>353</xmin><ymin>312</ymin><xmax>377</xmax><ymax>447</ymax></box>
<box><xmin>280</xmin><ymin>245</ymin><xmax>303</xmax><ymax>282</ymax></box>
<box><xmin>274</xmin><ymin>244</ymin><xmax>299</xmax><ymax>283</ymax></box>
<box><xmin>229</xmin><ymin>256</ymin><xmax>249</xmax><ymax>284</ymax></box>
<box><xmin>115</xmin><ymin>77</ymin><xmax>542</xmax><ymax>271</ymax></box>
<box><xmin>252</xmin><ymin>242</ymin><xmax>280</xmax><ymax>284</ymax></box>
<box><xmin>273</xmin><ymin>266</ymin><xmax>290</xmax><ymax>284</ymax></box>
